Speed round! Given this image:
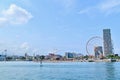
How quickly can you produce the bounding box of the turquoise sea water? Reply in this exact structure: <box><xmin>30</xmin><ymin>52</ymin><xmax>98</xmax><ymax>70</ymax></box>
<box><xmin>0</xmin><ymin>61</ymin><xmax>120</xmax><ymax>80</ymax></box>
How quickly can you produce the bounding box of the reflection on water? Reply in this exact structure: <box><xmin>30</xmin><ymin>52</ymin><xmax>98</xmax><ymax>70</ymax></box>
<box><xmin>0</xmin><ymin>62</ymin><xmax>120</xmax><ymax>80</ymax></box>
<box><xmin>105</xmin><ymin>63</ymin><xmax>115</xmax><ymax>80</ymax></box>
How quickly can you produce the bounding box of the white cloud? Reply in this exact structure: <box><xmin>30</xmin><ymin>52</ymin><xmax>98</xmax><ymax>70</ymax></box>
<box><xmin>79</xmin><ymin>0</ymin><xmax>120</xmax><ymax>16</ymax></box>
<box><xmin>99</xmin><ymin>0</ymin><xmax>120</xmax><ymax>11</ymax></box>
<box><xmin>60</xmin><ymin>0</ymin><xmax>74</xmax><ymax>9</ymax></box>
<box><xmin>54</xmin><ymin>0</ymin><xmax>75</xmax><ymax>9</ymax></box>
<box><xmin>19</xmin><ymin>0</ymin><xmax>33</xmax><ymax>7</ymax></box>
<box><xmin>20</xmin><ymin>42</ymin><xmax>30</xmax><ymax>50</ymax></box>
<box><xmin>0</xmin><ymin>41</ymin><xmax>39</xmax><ymax>55</ymax></box>
<box><xmin>32</xmin><ymin>48</ymin><xmax>40</xmax><ymax>54</ymax></box>
<box><xmin>0</xmin><ymin>17</ymin><xmax>8</xmax><ymax>24</ymax></box>
<box><xmin>79</xmin><ymin>8</ymin><xmax>91</xmax><ymax>14</ymax></box>
<box><xmin>0</xmin><ymin>4</ymin><xmax>33</xmax><ymax>25</ymax></box>
<box><xmin>19</xmin><ymin>42</ymin><xmax>40</xmax><ymax>55</ymax></box>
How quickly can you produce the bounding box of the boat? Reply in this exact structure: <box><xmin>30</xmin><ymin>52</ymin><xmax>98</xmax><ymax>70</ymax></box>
<box><xmin>110</xmin><ymin>59</ymin><xmax>116</xmax><ymax>62</ymax></box>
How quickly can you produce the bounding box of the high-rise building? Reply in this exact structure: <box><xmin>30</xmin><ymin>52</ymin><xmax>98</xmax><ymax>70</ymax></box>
<box><xmin>103</xmin><ymin>29</ymin><xmax>113</xmax><ymax>56</ymax></box>
<box><xmin>94</xmin><ymin>46</ymin><xmax>103</xmax><ymax>58</ymax></box>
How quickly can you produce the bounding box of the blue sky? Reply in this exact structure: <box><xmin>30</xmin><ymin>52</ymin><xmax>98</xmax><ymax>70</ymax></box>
<box><xmin>0</xmin><ymin>0</ymin><xmax>120</xmax><ymax>56</ymax></box>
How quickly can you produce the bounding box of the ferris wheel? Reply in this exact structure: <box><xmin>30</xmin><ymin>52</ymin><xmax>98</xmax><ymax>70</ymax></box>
<box><xmin>86</xmin><ymin>36</ymin><xmax>103</xmax><ymax>56</ymax></box>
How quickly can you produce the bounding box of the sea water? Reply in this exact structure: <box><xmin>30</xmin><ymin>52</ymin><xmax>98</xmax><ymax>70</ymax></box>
<box><xmin>0</xmin><ymin>61</ymin><xmax>120</xmax><ymax>80</ymax></box>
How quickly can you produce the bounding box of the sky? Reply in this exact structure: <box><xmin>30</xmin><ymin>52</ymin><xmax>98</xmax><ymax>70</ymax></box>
<box><xmin>0</xmin><ymin>0</ymin><xmax>120</xmax><ymax>56</ymax></box>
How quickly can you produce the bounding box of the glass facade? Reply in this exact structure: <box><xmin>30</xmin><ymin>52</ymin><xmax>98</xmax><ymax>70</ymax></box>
<box><xmin>103</xmin><ymin>29</ymin><xmax>113</xmax><ymax>56</ymax></box>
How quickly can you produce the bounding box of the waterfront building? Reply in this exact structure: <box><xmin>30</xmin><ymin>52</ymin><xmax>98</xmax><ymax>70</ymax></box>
<box><xmin>75</xmin><ymin>53</ymin><xmax>84</xmax><ymax>60</ymax></box>
<box><xmin>45</xmin><ymin>53</ymin><xmax>62</xmax><ymax>60</ymax></box>
<box><xmin>53</xmin><ymin>55</ymin><xmax>62</xmax><ymax>60</ymax></box>
<box><xmin>46</xmin><ymin>53</ymin><xmax>55</xmax><ymax>60</ymax></box>
<box><xmin>25</xmin><ymin>53</ymin><xmax>29</xmax><ymax>60</ymax></box>
<box><xmin>0</xmin><ymin>55</ymin><xmax>6</xmax><ymax>61</ymax></box>
<box><xmin>65</xmin><ymin>52</ymin><xmax>76</xmax><ymax>59</ymax></box>
<box><xmin>94</xmin><ymin>46</ymin><xmax>103</xmax><ymax>58</ymax></box>
<box><xmin>103</xmin><ymin>29</ymin><xmax>113</xmax><ymax>56</ymax></box>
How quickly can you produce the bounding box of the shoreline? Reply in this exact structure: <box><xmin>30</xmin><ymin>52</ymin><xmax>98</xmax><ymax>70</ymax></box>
<box><xmin>0</xmin><ymin>59</ymin><xmax>119</xmax><ymax>63</ymax></box>
<box><xmin>34</xmin><ymin>59</ymin><xmax>119</xmax><ymax>63</ymax></box>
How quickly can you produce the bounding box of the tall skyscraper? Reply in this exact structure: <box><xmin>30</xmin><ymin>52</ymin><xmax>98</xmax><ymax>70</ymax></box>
<box><xmin>103</xmin><ymin>29</ymin><xmax>113</xmax><ymax>56</ymax></box>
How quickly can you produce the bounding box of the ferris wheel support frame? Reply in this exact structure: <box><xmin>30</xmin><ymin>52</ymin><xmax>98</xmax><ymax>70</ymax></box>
<box><xmin>86</xmin><ymin>36</ymin><xmax>103</xmax><ymax>56</ymax></box>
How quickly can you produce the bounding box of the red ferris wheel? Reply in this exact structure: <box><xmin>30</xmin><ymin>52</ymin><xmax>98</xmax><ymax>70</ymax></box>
<box><xmin>86</xmin><ymin>36</ymin><xmax>103</xmax><ymax>56</ymax></box>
